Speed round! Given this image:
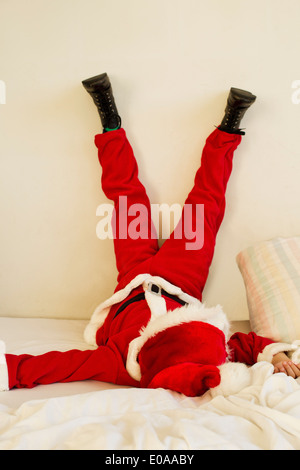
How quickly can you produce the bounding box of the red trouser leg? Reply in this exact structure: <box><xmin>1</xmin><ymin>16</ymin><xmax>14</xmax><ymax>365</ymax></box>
<box><xmin>97</xmin><ymin>128</ymin><xmax>241</xmax><ymax>299</ymax></box>
<box><xmin>150</xmin><ymin>128</ymin><xmax>242</xmax><ymax>300</ymax></box>
<box><xmin>5</xmin><ymin>346</ymin><xmax>120</xmax><ymax>389</ymax></box>
<box><xmin>95</xmin><ymin>129</ymin><xmax>159</xmax><ymax>288</ymax></box>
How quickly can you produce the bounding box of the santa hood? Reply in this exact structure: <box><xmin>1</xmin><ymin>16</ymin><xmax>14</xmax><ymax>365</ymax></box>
<box><xmin>126</xmin><ymin>301</ymin><xmax>230</xmax><ymax>384</ymax></box>
<box><xmin>84</xmin><ymin>274</ymin><xmax>230</xmax><ymax>396</ymax></box>
<box><xmin>131</xmin><ymin>318</ymin><xmax>228</xmax><ymax>397</ymax></box>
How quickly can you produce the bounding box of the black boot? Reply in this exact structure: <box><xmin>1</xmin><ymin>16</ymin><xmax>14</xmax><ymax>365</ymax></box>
<box><xmin>219</xmin><ymin>87</ymin><xmax>256</xmax><ymax>135</ymax></box>
<box><xmin>82</xmin><ymin>73</ymin><xmax>122</xmax><ymax>132</ymax></box>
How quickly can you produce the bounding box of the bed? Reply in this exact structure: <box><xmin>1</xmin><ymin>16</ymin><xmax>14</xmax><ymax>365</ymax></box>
<box><xmin>1</xmin><ymin>237</ymin><xmax>300</xmax><ymax>450</ymax></box>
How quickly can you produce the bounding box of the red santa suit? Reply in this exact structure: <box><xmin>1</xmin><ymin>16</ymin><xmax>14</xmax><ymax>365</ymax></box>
<box><xmin>1</xmin><ymin>128</ymin><xmax>298</xmax><ymax>396</ymax></box>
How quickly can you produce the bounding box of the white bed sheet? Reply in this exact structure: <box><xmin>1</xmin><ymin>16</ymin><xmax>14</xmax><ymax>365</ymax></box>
<box><xmin>1</xmin><ymin>317</ymin><xmax>300</xmax><ymax>450</ymax></box>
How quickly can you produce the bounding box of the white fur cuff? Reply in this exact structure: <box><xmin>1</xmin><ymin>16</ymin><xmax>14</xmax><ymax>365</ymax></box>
<box><xmin>257</xmin><ymin>342</ymin><xmax>298</xmax><ymax>363</ymax></box>
<box><xmin>0</xmin><ymin>341</ymin><xmax>9</xmax><ymax>391</ymax></box>
<box><xmin>211</xmin><ymin>362</ymin><xmax>251</xmax><ymax>397</ymax></box>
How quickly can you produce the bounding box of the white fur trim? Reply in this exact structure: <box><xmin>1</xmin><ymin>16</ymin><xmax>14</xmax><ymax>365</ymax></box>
<box><xmin>84</xmin><ymin>273</ymin><xmax>209</xmax><ymax>345</ymax></box>
<box><xmin>144</xmin><ymin>289</ymin><xmax>167</xmax><ymax>319</ymax></box>
<box><xmin>84</xmin><ymin>306</ymin><xmax>110</xmax><ymax>346</ymax></box>
<box><xmin>0</xmin><ymin>341</ymin><xmax>9</xmax><ymax>392</ymax></box>
<box><xmin>126</xmin><ymin>302</ymin><xmax>230</xmax><ymax>381</ymax></box>
<box><xmin>84</xmin><ymin>273</ymin><xmax>150</xmax><ymax>345</ymax></box>
<box><xmin>257</xmin><ymin>342</ymin><xmax>298</xmax><ymax>363</ymax></box>
<box><xmin>211</xmin><ymin>362</ymin><xmax>251</xmax><ymax>397</ymax></box>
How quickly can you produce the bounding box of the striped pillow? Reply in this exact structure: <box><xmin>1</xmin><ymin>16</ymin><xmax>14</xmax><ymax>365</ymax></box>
<box><xmin>236</xmin><ymin>237</ymin><xmax>300</xmax><ymax>343</ymax></box>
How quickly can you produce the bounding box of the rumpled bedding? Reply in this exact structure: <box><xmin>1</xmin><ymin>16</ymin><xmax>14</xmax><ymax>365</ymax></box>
<box><xmin>0</xmin><ymin>362</ymin><xmax>300</xmax><ymax>450</ymax></box>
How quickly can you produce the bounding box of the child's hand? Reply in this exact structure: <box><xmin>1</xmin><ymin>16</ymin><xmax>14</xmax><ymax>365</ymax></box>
<box><xmin>273</xmin><ymin>361</ymin><xmax>300</xmax><ymax>378</ymax></box>
<box><xmin>272</xmin><ymin>352</ymin><xmax>300</xmax><ymax>378</ymax></box>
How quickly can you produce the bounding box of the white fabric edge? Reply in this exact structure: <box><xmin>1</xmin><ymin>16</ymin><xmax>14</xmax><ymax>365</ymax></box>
<box><xmin>0</xmin><ymin>341</ymin><xmax>9</xmax><ymax>391</ymax></box>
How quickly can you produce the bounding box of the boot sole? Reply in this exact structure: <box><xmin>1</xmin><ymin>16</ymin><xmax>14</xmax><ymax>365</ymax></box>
<box><xmin>82</xmin><ymin>73</ymin><xmax>110</xmax><ymax>90</ymax></box>
<box><xmin>230</xmin><ymin>87</ymin><xmax>257</xmax><ymax>103</ymax></box>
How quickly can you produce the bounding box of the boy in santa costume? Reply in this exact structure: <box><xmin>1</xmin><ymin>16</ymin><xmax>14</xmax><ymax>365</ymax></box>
<box><xmin>1</xmin><ymin>74</ymin><xmax>300</xmax><ymax>397</ymax></box>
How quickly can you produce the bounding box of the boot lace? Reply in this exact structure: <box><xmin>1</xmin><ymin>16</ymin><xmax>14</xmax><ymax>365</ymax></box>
<box><xmin>223</xmin><ymin>107</ymin><xmax>243</xmax><ymax>129</ymax></box>
<box><xmin>94</xmin><ymin>89</ymin><xmax>115</xmax><ymax>118</ymax></box>
<box><xmin>93</xmin><ymin>89</ymin><xmax>121</xmax><ymax>129</ymax></box>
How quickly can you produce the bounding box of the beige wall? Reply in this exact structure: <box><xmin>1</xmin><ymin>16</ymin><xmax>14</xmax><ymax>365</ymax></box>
<box><xmin>1</xmin><ymin>0</ymin><xmax>300</xmax><ymax>320</ymax></box>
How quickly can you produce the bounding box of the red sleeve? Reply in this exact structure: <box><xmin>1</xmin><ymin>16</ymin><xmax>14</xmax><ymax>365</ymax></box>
<box><xmin>227</xmin><ymin>332</ymin><xmax>275</xmax><ymax>365</ymax></box>
<box><xmin>5</xmin><ymin>346</ymin><xmax>121</xmax><ymax>390</ymax></box>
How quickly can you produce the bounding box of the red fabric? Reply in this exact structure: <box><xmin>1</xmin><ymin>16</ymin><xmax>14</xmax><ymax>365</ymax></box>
<box><xmin>148</xmin><ymin>363</ymin><xmax>221</xmax><ymax>397</ymax></box>
<box><xmin>4</xmin><ymin>289</ymin><xmax>196</xmax><ymax>390</ymax></box>
<box><xmin>139</xmin><ymin>322</ymin><xmax>227</xmax><ymax>395</ymax></box>
<box><xmin>5</xmin><ymin>330</ymin><xmax>275</xmax><ymax>392</ymax></box>
<box><xmin>95</xmin><ymin>130</ymin><xmax>158</xmax><ymax>287</ymax></box>
<box><xmin>149</xmin><ymin>129</ymin><xmax>242</xmax><ymax>300</ymax></box>
<box><xmin>4</xmin><ymin>127</ymin><xmax>252</xmax><ymax>394</ymax></box>
<box><xmin>96</xmin><ymin>128</ymin><xmax>242</xmax><ymax>299</ymax></box>
<box><xmin>228</xmin><ymin>332</ymin><xmax>274</xmax><ymax>365</ymax></box>
<box><xmin>6</xmin><ymin>347</ymin><xmax>119</xmax><ymax>390</ymax></box>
